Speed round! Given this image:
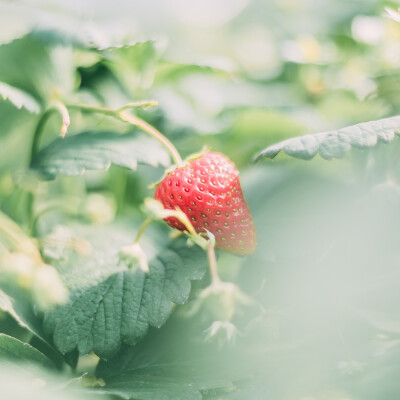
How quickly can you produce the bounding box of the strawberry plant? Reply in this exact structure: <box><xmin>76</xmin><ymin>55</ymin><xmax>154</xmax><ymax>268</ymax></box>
<box><xmin>2</xmin><ymin>2</ymin><xmax>400</xmax><ymax>400</ymax></box>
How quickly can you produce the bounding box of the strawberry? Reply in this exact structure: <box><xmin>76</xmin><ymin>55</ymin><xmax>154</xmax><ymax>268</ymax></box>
<box><xmin>154</xmin><ymin>152</ymin><xmax>256</xmax><ymax>255</ymax></box>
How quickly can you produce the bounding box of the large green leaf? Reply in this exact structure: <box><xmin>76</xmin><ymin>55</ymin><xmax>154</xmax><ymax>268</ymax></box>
<box><xmin>0</xmin><ymin>334</ymin><xmax>53</xmax><ymax>370</ymax></box>
<box><xmin>30</xmin><ymin>131</ymin><xmax>170</xmax><ymax>180</ymax></box>
<box><xmin>94</xmin><ymin>318</ymin><xmax>241</xmax><ymax>400</ymax></box>
<box><xmin>255</xmin><ymin>115</ymin><xmax>400</xmax><ymax>161</ymax></box>
<box><xmin>43</xmin><ymin>224</ymin><xmax>207</xmax><ymax>359</ymax></box>
<box><xmin>93</xmin><ymin>371</ymin><xmax>206</xmax><ymax>400</ymax></box>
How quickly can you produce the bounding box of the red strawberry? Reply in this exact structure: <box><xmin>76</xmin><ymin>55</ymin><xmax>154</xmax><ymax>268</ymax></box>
<box><xmin>154</xmin><ymin>152</ymin><xmax>256</xmax><ymax>255</ymax></box>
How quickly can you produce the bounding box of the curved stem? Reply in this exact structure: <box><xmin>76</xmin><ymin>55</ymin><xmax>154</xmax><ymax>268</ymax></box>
<box><xmin>31</xmin><ymin>109</ymin><xmax>54</xmax><ymax>162</ymax></box>
<box><xmin>66</xmin><ymin>103</ymin><xmax>116</xmax><ymax>117</ymax></box>
<box><xmin>66</xmin><ymin>103</ymin><xmax>183</xmax><ymax>166</ymax></box>
<box><xmin>30</xmin><ymin>102</ymin><xmax>70</xmax><ymax>162</ymax></box>
<box><xmin>28</xmin><ymin>102</ymin><xmax>70</xmax><ymax>232</ymax></box>
<box><xmin>134</xmin><ymin>217</ymin><xmax>153</xmax><ymax>244</ymax></box>
<box><xmin>118</xmin><ymin>112</ymin><xmax>183</xmax><ymax>166</ymax></box>
<box><xmin>207</xmin><ymin>242</ymin><xmax>221</xmax><ymax>286</ymax></box>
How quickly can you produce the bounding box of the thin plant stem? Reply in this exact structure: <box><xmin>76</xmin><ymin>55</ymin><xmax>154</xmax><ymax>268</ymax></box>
<box><xmin>66</xmin><ymin>103</ymin><xmax>183</xmax><ymax>166</ymax></box>
<box><xmin>117</xmin><ymin>100</ymin><xmax>158</xmax><ymax>112</ymax></box>
<box><xmin>134</xmin><ymin>217</ymin><xmax>153</xmax><ymax>243</ymax></box>
<box><xmin>66</xmin><ymin>103</ymin><xmax>116</xmax><ymax>117</ymax></box>
<box><xmin>28</xmin><ymin>102</ymin><xmax>70</xmax><ymax>232</ymax></box>
<box><xmin>118</xmin><ymin>112</ymin><xmax>183</xmax><ymax>166</ymax></box>
<box><xmin>30</xmin><ymin>102</ymin><xmax>70</xmax><ymax>162</ymax></box>
<box><xmin>207</xmin><ymin>242</ymin><xmax>221</xmax><ymax>286</ymax></box>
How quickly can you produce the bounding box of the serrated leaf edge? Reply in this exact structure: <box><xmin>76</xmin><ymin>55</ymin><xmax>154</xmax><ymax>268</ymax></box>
<box><xmin>255</xmin><ymin>115</ymin><xmax>400</xmax><ymax>161</ymax></box>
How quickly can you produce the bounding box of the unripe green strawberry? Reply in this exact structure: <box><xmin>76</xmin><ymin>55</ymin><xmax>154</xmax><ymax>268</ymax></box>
<box><xmin>154</xmin><ymin>152</ymin><xmax>256</xmax><ymax>255</ymax></box>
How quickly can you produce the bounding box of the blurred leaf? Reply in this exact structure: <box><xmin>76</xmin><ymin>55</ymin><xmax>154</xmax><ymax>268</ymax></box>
<box><xmin>0</xmin><ymin>98</ymin><xmax>37</xmax><ymax>174</ymax></box>
<box><xmin>152</xmin><ymin>79</ymin><xmax>298</xmax><ymax>136</ymax></box>
<box><xmin>30</xmin><ymin>131</ymin><xmax>170</xmax><ymax>180</ymax></box>
<box><xmin>212</xmin><ymin>108</ymin><xmax>307</xmax><ymax>165</ymax></box>
<box><xmin>255</xmin><ymin>115</ymin><xmax>400</xmax><ymax>161</ymax></box>
<box><xmin>154</xmin><ymin>61</ymin><xmax>231</xmax><ymax>85</ymax></box>
<box><xmin>94</xmin><ymin>318</ymin><xmax>241</xmax><ymax>400</ymax></box>
<box><xmin>376</xmin><ymin>72</ymin><xmax>400</xmax><ymax>114</ymax></box>
<box><xmin>385</xmin><ymin>7</ymin><xmax>400</xmax><ymax>24</ymax></box>
<box><xmin>0</xmin><ymin>34</ymin><xmax>74</xmax><ymax>103</ymax></box>
<box><xmin>0</xmin><ymin>82</ymin><xmax>40</xmax><ymax>114</ymax></box>
<box><xmin>0</xmin><ymin>364</ymin><xmax>101</xmax><ymax>400</ymax></box>
<box><xmin>0</xmin><ymin>2</ymin><xmax>31</xmax><ymax>45</ymax></box>
<box><xmin>31</xmin><ymin>27</ymin><xmax>111</xmax><ymax>50</ymax></box>
<box><xmin>317</xmin><ymin>91</ymin><xmax>389</xmax><ymax>125</ymax></box>
<box><xmin>0</xmin><ymin>1</ymin><xmax>146</xmax><ymax>50</ymax></box>
<box><xmin>0</xmin><ymin>289</ymin><xmax>46</xmax><ymax>343</ymax></box>
<box><xmin>230</xmin><ymin>109</ymin><xmax>306</xmax><ymax>140</ymax></box>
<box><xmin>0</xmin><ymin>334</ymin><xmax>53</xmax><ymax>369</ymax></box>
<box><xmin>31</xmin><ymin>25</ymin><xmax>157</xmax><ymax>51</ymax></box>
<box><xmin>43</xmin><ymin>229</ymin><xmax>207</xmax><ymax>359</ymax></box>
<box><xmin>94</xmin><ymin>371</ymin><xmax>210</xmax><ymax>400</ymax></box>
<box><xmin>102</xmin><ymin>41</ymin><xmax>162</xmax><ymax>94</ymax></box>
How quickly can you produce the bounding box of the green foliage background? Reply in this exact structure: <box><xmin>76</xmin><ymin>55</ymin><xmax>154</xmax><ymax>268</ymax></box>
<box><xmin>1</xmin><ymin>0</ymin><xmax>400</xmax><ymax>399</ymax></box>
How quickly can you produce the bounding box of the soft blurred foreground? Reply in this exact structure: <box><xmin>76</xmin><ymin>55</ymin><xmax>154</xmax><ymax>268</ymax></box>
<box><xmin>1</xmin><ymin>1</ymin><xmax>400</xmax><ymax>400</ymax></box>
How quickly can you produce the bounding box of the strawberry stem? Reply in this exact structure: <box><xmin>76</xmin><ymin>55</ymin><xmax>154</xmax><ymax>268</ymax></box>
<box><xmin>66</xmin><ymin>103</ymin><xmax>183</xmax><ymax>166</ymax></box>
<box><xmin>207</xmin><ymin>242</ymin><xmax>221</xmax><ymax>286</ymax></box>
<box><xmin>118</xmin><ymin>112</ymin><xmax>183</xmax><ymax>166</ymax></box>
<box><xmin>134</xmin><ymin>217</ymin><xmax>153</xmax><ymax>244</ymax></box>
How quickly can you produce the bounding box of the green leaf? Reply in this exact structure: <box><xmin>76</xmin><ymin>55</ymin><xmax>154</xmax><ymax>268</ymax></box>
<box><xmin>0</xmin><ymin>334</ymin><xmax>53</xmax><ymax>369</ymax></box>
<box><xmin>43</xmin><ymin>225</ymin><xmax>207</xmax><ymax>359</ymax></box>
<box><xmin>96</xmin><ymin>359</ymin><xmax>233</xmax><ymax>400</ymax></box>
<box><xmin>93</xmin><ymin>374</ymin><xmax>204</xmax><ymax>400</ymax></box>
<box><xmin>154</xmin><ymin>61</ymin><xmax>231</xmax><ymax>84</ymax></box>
<box><xmin>30</xmin><ymin>131</ymin><xmax>170</xmax><ymax>180</ymax></box>
<box><xmin>0</xmin><ymin>82</ymin><xmax>40</xmax><ymax>113</ymax></box>
<box><xmin>255</xmin><ymin>115</ymin><xmax>400</xmax><ymax>161</ymax></box>
<box><xmin>94</xmin><ymin>319</ymin><xmax>238</xmax><ymax>400</ymax></box>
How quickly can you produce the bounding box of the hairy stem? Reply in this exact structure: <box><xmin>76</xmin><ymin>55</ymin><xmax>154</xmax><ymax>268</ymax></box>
<box><xmin>134</xmin><ymin>217</ymin><xmax>153</xmax><ymax>243</ymax></box>
<box><xmin>118</xmin><ymin>112</ymin><xmax>183</xmax><ymax>166</ymax></box>
<box><xmin>30</xmin><ymin>102</ymin><xmax>70</xmax><ymax>162</ymax></box>
<box><xmin>66</xmin><ymin>103</ymin><xmax>116</xmax><ymax>117</ymax></box>
<box><xmin>66</xmin><ymin>103</ymin><xmax>183</xmax><ymax>166</ymax></box>
<box><xmin>207</xmin><ymin>242</ymin><xmax>221</xmax><ymax>286</ymax></box>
